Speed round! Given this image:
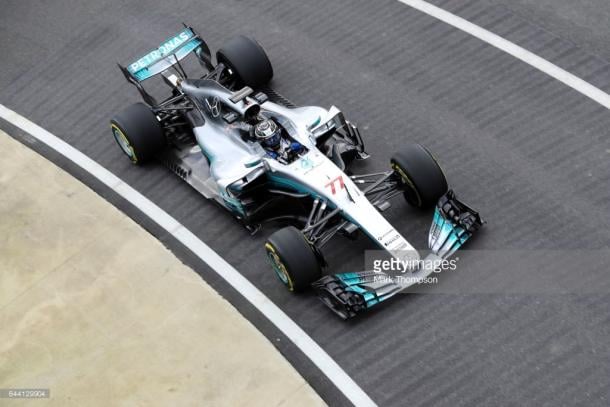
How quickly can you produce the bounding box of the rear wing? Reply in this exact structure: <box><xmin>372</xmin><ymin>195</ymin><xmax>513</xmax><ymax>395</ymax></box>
<box><xmin>121</xmin><ymin>26</ymin><xmax>209</xmax><ymax>82</ymax></box>
<box><xmin>118</xmin><ymin>25</ymin><xmax>211</xmax><ymax>105</ymax></box>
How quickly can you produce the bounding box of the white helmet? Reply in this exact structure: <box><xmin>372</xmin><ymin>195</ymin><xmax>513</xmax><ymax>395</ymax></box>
<box><xmin>254</xmin><ymin>119</ymin><xmax>281</xmax><ymax>149</ymax></box>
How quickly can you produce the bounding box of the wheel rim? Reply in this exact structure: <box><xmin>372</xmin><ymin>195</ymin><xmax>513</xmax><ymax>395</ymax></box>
<box><xmin>111</xmin><ymin>124</ymin><xmax>137</xmax><ymax>163</ymax></box>
<box><xmin>265</xmin><ymin>244</ymin><xmax>294</xmax><ymax>291</ymax></box>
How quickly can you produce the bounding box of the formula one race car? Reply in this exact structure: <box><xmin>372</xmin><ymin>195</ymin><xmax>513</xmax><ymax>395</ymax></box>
<box><xmin>110</xmin><ymin>26</ymin><xmax>483</xmax><ymax>319</ymax></box>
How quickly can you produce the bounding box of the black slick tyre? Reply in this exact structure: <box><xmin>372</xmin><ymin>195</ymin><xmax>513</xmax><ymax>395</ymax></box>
<box><xmin>216</xmin><ymin>35</ymin><xmax>273</xmax><ymax>88</ymax></box>
<box><xmin>110</xmin><ymin>102</ymin><xmax>165</xmax><ymax>165</ymax></box>
<box><xmin>391</xmin><ymin>143</ymin><xmax>448</xmax><ymax>209</ymax></box>
<box><xmin>265</xmin><ymin>226</ymin><xmax>321</xmax><ymax>292</ymax></box>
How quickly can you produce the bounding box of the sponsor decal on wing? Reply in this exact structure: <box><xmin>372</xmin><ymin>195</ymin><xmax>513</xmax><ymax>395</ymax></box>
<box><xmin>128</xmin><ymin>30</ymin><xmax>194</xmax><ymax>74</ymax></box>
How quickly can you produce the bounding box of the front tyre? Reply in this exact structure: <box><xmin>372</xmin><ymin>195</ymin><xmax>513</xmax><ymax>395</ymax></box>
<box><xmin>265</xmin><ymin>226</ymin><xmax>321</xmax><ymax>292</ymax></box>
<box><xmin>391</xmin><ymin>143</ymin><xmax>448</xmax><ymax>209</ymax></box>
<box><xmin>110</xmin><ymin>103</ymin><xmax>165</xmax><ymax>165</ymax></box>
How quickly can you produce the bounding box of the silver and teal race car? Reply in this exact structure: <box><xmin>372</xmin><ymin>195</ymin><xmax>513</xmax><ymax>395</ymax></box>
<box><xmin>110</xmin><ymin>25</ymin><xmax>484</xmax><ymax>319</ymax></box>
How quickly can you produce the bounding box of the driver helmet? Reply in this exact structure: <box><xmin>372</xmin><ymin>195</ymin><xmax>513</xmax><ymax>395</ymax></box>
<box><xmin>254</xmin><ymin>119</ymin><xmax>281</xmax><ymax>150</ymax></box>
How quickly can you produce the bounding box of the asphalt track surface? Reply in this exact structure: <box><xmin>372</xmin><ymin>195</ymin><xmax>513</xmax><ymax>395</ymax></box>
<box><xmin>2</xmin><ymin>0</ymin><xmax>610</xmax><ymax>405</ymax></box>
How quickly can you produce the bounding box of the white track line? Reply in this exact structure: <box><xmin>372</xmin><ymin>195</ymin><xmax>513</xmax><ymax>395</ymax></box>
<box><xmin>398</xmin><ymin>0</ymin><xmax>610</xmax><ymax>109</ymax></box>
<box><xmin>0</xmin><ymin>104</ymin><xmax>376</xmax><ymax>407</ymax></box>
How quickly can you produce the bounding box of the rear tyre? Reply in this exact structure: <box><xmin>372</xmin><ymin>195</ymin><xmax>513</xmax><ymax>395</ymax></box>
<box><xmin>265</xmin><ymin>226</ymin><xmax>321</xmax><ymax>292</ymax></box>
<box><xmin>391</xmin><ymin>143</ymin><xmax>448</xmax><ymax>209</ymax></box>
<box><xmin>217</xmin><ymin>35</ymin><xmax>273</xmax><ymax>88</ymax></box>
<box><xmin>110</xmin><ymin>103</ymin><xmax>165</xmax><ymax>165</ymax></box>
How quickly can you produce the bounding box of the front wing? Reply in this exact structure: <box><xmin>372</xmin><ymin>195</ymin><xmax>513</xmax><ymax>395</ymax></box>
<box><xmin>312</xmin><ymin>190</ymin><xmax>483</xmax><ymax>319</ymax></box>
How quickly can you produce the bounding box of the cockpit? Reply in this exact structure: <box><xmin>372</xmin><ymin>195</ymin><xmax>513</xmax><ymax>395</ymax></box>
<box><xmin>250</xmin><ymin>117</ymin><xmax>307</xmax><ymax>164</ymax></box>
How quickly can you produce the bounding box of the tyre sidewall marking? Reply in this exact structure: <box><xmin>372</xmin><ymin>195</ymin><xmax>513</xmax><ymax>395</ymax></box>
<box><xmin>111</xmin><ymin>124</ymin><xmax>138</xmax><ymax>164</ymax></box>
<box><xmin>265</xmin><ymin>243</ymin><xmax>295</xmax><ymax>291</ymax></box>
<box><xmin>391</xmin><ymin>161</ymin><xmax>422</xmax><ymax>207</ymax></box>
